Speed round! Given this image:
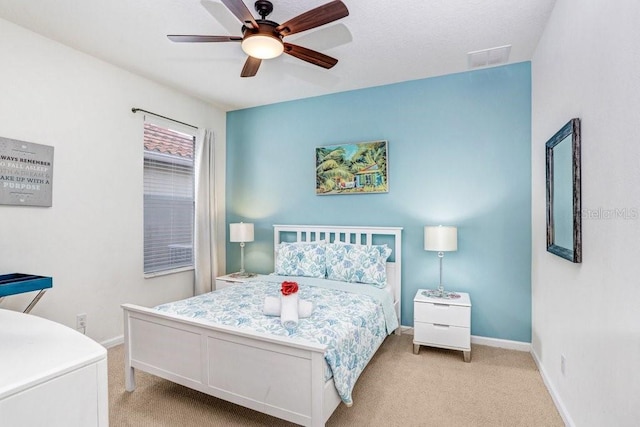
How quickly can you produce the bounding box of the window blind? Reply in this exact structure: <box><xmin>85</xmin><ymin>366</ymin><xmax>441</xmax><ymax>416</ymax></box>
<box><xmin>143</xmin><ymin>121</ymin><xmax>195</xmax><ymax>274</ymax></box>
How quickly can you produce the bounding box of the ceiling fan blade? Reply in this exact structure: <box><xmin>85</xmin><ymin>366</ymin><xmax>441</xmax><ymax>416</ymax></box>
<box><xmin>221</xmin><ymin>0</ymin><xmax>258</xmax><ymax>29</ymax></box>
<box><xmin>283</xmin><ymin>43</ymin><xmax>338</xmax><ymax>69</ymax></box>
<box><xmin>277</xmin><ymin>1</ymin><xmax>349</xmax><ymax>36</ymax></box>
<box><xmin>289</xmin><ymin>23</ymin><xmax>353</xmax><ymax>52</ymax></box>
<box><xmin>241</xmin><ymin>56</ymin><xmax>262</xmax><ymax>77</ymax></box>
<box><xmin>201</xmin><ymin>1</ymin><xmax>244</xmax><ymax>35</ymax></box>
<box><xmin>167</xmin><ymin>35</ymin><xmax>242</xmax><ymax>43</ymax></box>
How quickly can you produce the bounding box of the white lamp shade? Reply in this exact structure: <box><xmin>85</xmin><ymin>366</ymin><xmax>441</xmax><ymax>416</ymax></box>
<box><xmin>241</xmin><ymin>34</ymin><xmax>284</xmax><ymax>59</ymax></box>
<box><xmin>229</xmin><ymin>223</ymin><xmax>254</xmax><ymax>243</ymax></box>
<box><xmin>424</xmin><ymin>225</ymin><xmax>457</xmax><ymax>251</ymax></box>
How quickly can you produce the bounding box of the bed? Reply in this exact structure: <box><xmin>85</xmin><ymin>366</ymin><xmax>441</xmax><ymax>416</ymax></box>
<box><xmin>122</xmin><ymin>224</ymin><xmax>402</xmax><ymax>427</ymax></box>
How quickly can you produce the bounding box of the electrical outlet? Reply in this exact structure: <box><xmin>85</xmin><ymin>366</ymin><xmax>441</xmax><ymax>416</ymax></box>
<box><xmin>560</xmin><ymin>354</ymin><xmax>566</xmax><ymax>375</ymax></box>
<box><xmin>76</xmin><ymin>313</ymin><xmax>87</xmax><ymax>332</ymax></box>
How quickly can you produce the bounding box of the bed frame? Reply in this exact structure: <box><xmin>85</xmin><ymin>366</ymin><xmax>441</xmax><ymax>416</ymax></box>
<box><xmin>122</xmin><ymin>225</ymin><xmax>402</xmax><ymax>427</ymax></box>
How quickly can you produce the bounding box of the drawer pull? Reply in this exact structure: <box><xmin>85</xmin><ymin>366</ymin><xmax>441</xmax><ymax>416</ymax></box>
<box><xmin>433</xmin><ymin>323</ymin><xmax>450</xmax><ymax>328</ymax></box>
<box><xmin>433</xmin><ymin>303</ymin><xmax>450</xmax><ymax>307</ymax></box>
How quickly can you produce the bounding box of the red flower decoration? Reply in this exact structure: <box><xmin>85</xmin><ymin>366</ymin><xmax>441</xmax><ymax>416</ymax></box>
<box><xmin>281</xmin><ymin>281</ymin><xmax>299</xmax><ymax>296</ymax></box>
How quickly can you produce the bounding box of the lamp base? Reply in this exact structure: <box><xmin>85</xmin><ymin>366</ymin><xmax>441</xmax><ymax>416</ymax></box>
<box><xmin>230</xmin><ymin>272</ymin><xmax>257</xmax><ymax>279</ymax></box>
<box><xmin>421</xmin><ymin>289</ymin><xmax>461</xmax><ymax>299</ymax></box>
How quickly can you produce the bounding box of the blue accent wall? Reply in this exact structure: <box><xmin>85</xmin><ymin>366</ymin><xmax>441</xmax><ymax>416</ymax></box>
<box><xmin>226</xmin><ymin>62</ymin><xmax>532</xmax><ymax>342</ymax></box>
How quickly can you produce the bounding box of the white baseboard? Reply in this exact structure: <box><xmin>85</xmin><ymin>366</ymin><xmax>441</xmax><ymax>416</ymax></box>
<box><xmin>400</xmin><ymin>325</ymin><xmax>413</xmax><ymax>335</ymax></box>
<box><xmin>471</xmin><ymin>335</ymin><xmax>531</xmax><ymax>351</ymax></box>
<box><xmin>401</xmin><ymin>327</ymin><xmax>531</xmax><ymax>351</ymax></box>
<box><xmin>101</xmin><ymin>334</ymin><xmax>124</xmax><ymax>349</ymax></box>
<box><xmin>531</xmin><ymin>348</ymin><xmax>575</xmax><ymax>427</ymax></box>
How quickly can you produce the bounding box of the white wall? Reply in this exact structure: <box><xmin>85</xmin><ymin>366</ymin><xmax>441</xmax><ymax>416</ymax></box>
<box><xmin>0</xmin><ymin>18</ymin><xmax>226</xmax><ymax>344</ymax></box>
<box><xmin>532</xmin><ymin>1</ymin><xmax>640</xmax><ymax>425</ymax></box>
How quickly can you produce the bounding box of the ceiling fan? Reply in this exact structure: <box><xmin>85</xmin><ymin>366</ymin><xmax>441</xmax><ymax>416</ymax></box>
<box><xmin>168</xmin><ymin>0</ymin><xmax>349</xmax><ymax>77</ymax></box>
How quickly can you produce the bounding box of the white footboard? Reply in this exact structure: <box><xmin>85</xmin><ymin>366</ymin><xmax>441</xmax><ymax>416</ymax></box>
<box><xmin>122</xmin><ymin>304</ymin><xmax>340</xmax><ymax>427</ymax></box>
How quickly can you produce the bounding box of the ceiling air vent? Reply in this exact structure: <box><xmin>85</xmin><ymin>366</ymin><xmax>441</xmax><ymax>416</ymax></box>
<box><xmin>467</xmin><ymin>45</ymin><xmax>512</xmax><ymax>69</ymax></box>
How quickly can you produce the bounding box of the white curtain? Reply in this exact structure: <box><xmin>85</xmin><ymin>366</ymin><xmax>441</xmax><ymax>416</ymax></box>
<box><xmin>194</xmin><ymin>128</ymin><xmax>218</xmax><ymax>295</ymax></box>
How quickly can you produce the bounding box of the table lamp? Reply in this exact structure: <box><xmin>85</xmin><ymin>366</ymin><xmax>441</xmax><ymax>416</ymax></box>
<box><xmin>229</xmin><ymin>222</ymin><xmax>255</xmax><ymax>277</ymax></box>
<box><xmin>424</xmin><ymin>225</ymin><xmax>458</xmax><ymax>298</ymax></box>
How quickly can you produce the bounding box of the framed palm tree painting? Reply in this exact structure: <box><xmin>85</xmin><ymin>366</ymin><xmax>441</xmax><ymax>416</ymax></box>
<box><xmin>316</xmin><ymin>140</ymin><xmax>388</xmax><ymax>195</ymax></box>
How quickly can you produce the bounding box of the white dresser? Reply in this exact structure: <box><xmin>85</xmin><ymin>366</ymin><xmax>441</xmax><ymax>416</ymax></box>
<box><xmin>413</xmin><ymin>290</ymin><xmax>472</xmax><ymax>362</ymax></box>
<box><xmin>0</xmin><ymin>309</ymin><xmax>108</xmax><ymax>426</ymax></box>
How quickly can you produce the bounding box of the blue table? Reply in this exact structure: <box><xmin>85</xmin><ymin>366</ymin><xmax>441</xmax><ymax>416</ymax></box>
<box><xmin>0</xmin><ymin>274</ymin><xmax>53</xmax><ymax>313</ymax></box>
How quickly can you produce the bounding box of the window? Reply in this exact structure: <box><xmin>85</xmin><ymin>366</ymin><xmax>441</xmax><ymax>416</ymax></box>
<box><xmin>143</xmin><ymin>120</ymin><xmax>195</xmax><ymax>275</ymax></box>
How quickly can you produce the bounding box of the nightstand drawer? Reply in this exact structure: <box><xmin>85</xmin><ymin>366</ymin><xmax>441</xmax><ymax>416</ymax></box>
<box><xmin>414</xmin><ymin>302</ymin><xmax>470</xmax><ymax>327</ymax></box>
<box><xmin>414</xmin><ymin>321</ymin><xmax>470</xmax><ymax>350</ymax></box>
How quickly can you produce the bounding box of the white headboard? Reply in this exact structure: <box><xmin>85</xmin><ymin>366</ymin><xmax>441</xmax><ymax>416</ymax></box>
<box><xmin>273</xmin><ymin>224</ymin><xmax>403</xmax><ymax>329</ymax></box>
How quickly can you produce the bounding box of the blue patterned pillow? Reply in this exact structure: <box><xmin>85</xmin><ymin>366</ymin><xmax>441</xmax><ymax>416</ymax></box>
<box><xmin>274</xmin><ymin>241</ymin><xmax>327</xmax><ymax>278</ymax></box>
<box><xmin>325</xmin><ymin>243</ymin><xmax>392</xmax><ymax>287</ymax></box>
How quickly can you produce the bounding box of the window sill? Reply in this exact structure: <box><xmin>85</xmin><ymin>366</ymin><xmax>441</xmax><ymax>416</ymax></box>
<box><xmin>144</xmin><ymin>266</ymin><xmax>194</xmax><ymax>279</ymax></box>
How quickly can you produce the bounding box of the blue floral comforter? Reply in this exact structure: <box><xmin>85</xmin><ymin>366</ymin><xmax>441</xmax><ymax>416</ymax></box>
<box><xmin>154</xmin><ymin>275</ymin><xmax>398</xmax><ymax>406</ymax></box>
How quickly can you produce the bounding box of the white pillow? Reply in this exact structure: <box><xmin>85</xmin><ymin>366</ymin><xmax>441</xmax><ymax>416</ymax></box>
<box><xmin>325</xmin><ymin>242</ymin><xmax>392</xmax><ymax>287</ymax></box>
<box><xmin>274</xmin><ymin>241</ymin><xmax>326</xmax><ymax>278</ymax></box>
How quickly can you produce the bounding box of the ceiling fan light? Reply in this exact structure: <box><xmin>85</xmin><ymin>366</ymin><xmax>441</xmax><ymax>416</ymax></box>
<box><xmin>241</xmin><ymin>34</ymin><xmax>284</xmax><ymax>59</ymax></box>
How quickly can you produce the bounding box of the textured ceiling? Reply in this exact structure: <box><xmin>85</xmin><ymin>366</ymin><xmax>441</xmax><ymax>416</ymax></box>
<box><xmin>0</xmin><ymin>0</ymin><xmax>556</xmax><ymax>111</ymax></box>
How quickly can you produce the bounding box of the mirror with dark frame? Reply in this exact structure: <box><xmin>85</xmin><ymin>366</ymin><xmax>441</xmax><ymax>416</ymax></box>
<box><xmin>546</xmin><ymin>118</ymin><xmax>581</xmax><ymax>263</ymax></box>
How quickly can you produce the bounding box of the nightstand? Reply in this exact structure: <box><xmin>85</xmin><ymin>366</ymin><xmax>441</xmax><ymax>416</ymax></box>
<box><xmin>215</xmin><ymin>273</ymin><xmax>257</xmax><ymax>290</ymax></box>
<box><xmin>413</xmin><ymin>289</ymin><xmax>472</xmax><ymax>362</ymax></box>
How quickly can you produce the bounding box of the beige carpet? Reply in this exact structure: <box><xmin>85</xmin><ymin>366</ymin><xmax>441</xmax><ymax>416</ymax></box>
<box><xmin>108</xmin><ymin>334</ymin><xmax>563</xmax><ymax>426</ymax></box>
